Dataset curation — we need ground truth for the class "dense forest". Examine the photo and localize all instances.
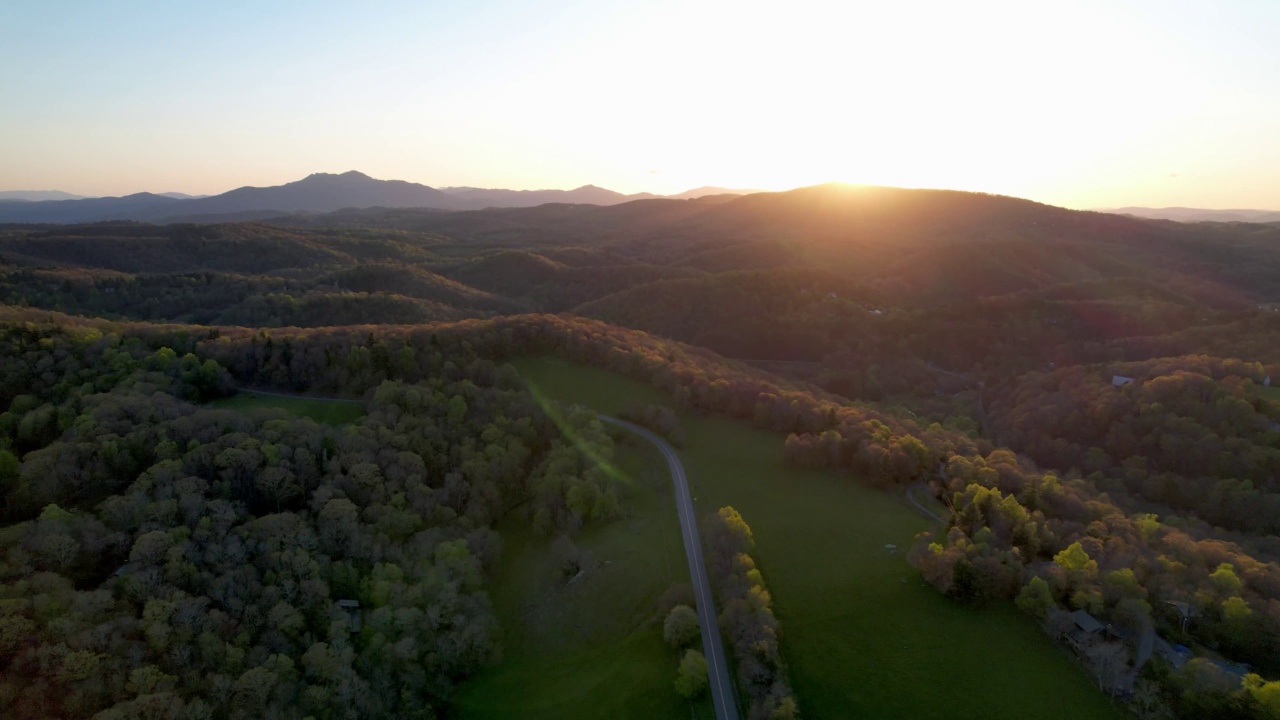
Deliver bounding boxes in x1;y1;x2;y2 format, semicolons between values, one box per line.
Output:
4;185;1280;718
0;316;627;718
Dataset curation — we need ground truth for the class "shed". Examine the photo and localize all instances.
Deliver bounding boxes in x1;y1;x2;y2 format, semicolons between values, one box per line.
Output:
338;599;362;633
1067;610;1106;654
1112;375;1136;387
1071;610;1105;634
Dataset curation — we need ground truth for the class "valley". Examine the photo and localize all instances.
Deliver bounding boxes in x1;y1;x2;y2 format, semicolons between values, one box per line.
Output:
8;1;1280;717
2;184;1280;719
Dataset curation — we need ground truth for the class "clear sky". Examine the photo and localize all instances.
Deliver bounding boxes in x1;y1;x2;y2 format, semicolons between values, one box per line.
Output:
1;0;1277;209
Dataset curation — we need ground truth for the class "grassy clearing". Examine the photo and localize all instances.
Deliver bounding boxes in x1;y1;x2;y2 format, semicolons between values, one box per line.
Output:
1251;383;1280;404
510;356;1125;720
454;403;713;719
211;392;365;426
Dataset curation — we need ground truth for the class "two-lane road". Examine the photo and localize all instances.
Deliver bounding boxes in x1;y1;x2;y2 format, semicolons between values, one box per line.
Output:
599;416;740;720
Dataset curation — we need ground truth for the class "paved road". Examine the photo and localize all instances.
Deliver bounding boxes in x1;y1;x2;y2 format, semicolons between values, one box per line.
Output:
599;416;740;720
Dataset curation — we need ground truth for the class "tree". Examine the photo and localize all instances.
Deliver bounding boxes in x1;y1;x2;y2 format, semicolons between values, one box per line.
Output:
1053;542;1097;577
770;695;800;720
1015;577;1054;620
1221;595;1253;649
1243;673;1280;719
1131;678;1173;720
1045;607;1076;641
1085;642;1129;695
0;448;18;491
448;395;468;425
674;649;708;699
1209;563;1243;598
663;605;700;648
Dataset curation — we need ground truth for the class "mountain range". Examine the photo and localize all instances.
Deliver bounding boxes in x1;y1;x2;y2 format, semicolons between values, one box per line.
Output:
0;190;89;202
0;171;754;224
1105;207;1280;223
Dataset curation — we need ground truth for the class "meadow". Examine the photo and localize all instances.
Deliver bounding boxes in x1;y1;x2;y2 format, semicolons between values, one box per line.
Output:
453;375;712;719
211;391;366;425
508;356;1125;720
1251;382;1280;404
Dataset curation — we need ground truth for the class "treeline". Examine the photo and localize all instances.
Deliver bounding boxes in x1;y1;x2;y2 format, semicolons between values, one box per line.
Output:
619;403;685;447
444;249;699;312
0;222;440;274
0;267;486;328
704;507;798;720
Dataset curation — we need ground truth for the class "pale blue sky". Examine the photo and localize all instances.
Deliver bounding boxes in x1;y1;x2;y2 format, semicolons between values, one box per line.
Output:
1;0;1278;208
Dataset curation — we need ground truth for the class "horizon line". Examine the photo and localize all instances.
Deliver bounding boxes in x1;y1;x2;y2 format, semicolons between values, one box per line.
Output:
1;172;1277;214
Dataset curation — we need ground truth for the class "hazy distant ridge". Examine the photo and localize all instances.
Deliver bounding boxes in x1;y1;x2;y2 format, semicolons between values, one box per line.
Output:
0;172;756;224
0;190;89;202
437;185;657;208
1106;206;1280;223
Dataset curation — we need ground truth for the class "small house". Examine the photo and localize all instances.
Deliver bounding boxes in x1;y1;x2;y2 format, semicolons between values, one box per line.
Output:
1167;600;1200;632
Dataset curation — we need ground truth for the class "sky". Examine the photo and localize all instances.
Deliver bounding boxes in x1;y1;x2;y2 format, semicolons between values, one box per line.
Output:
1;0;1278;209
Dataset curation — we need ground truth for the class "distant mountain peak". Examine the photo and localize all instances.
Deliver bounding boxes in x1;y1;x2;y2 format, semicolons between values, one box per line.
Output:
302;170;374;182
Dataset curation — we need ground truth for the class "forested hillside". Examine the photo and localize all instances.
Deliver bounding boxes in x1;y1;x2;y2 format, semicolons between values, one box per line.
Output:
0;314;632;718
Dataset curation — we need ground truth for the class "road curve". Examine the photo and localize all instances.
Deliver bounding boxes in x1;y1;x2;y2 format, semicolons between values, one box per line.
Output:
599;416;740;720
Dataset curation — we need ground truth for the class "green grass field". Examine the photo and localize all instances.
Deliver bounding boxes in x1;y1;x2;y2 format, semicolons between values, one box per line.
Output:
454;412;713;720
211;392;366;426
508;356;1125;720
1251;383;1280;404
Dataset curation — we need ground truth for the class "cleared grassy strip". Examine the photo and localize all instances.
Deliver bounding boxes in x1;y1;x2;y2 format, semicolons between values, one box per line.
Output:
511;356;1126;720
454;417;713;719
1251;383;1280;403
211;392;365;425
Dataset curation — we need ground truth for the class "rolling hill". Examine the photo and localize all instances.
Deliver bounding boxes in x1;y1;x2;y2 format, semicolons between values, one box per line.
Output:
363;183;1280;307
437;184;658;208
